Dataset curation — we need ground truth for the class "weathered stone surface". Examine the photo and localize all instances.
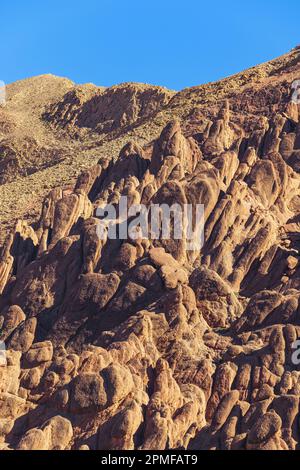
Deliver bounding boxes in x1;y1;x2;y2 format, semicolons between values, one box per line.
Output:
17;416;73;450
70;373;107;412
25;341;53;365
0;305;26;342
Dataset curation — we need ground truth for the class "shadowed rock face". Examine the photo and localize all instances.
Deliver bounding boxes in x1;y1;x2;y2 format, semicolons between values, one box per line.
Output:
1;51;300;451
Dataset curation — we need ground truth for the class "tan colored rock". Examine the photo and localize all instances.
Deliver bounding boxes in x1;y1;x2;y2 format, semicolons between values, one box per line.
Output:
0;305;26;342
7;318;37;353
42;415;73;450
2;52;300;451
247;411;287;450
25;341;53;365
50;192;93;248
70;373;107;412
211;390;240;432
101;364;134;406
17;428;48;450
20;367;41;390
17;416;73;450
190;267;242;327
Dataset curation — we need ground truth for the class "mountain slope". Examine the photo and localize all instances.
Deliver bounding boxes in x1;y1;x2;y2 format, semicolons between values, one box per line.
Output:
0;49;300;450
0;76;174;244
1;47;300;245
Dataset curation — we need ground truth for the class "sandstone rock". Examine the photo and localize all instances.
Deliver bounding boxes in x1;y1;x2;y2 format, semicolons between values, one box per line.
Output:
17;428;47;450
150;120;199;175
18;416;73;450
106;400;144;450
190;267;242;327
20;367;41;390
41;415;73;450
101;364;134;406
0;305;26;342
50;192;93;248
0;393;25;420
247;411;286;450
70;373;107;412
2;51;300;451
7;318;37;353
25;341;53;365
211;390;240;432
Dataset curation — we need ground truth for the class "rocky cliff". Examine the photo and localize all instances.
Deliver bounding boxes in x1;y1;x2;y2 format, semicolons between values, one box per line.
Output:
1;48;300;450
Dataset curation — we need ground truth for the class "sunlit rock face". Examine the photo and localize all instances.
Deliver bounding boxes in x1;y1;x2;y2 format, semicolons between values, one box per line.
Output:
1;49;300;450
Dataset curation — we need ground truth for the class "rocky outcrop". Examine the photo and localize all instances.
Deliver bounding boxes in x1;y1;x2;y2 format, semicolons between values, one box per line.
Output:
43;83;174;134
1;52;300;451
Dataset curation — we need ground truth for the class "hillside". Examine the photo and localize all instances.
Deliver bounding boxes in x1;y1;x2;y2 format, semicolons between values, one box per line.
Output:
1;47;300;244
1;48;300;450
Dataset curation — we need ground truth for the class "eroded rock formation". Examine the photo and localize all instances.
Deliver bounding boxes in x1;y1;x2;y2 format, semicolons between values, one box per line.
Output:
1;53;300;451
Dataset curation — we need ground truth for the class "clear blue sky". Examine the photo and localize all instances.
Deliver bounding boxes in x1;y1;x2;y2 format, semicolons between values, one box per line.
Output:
1;0;299;90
